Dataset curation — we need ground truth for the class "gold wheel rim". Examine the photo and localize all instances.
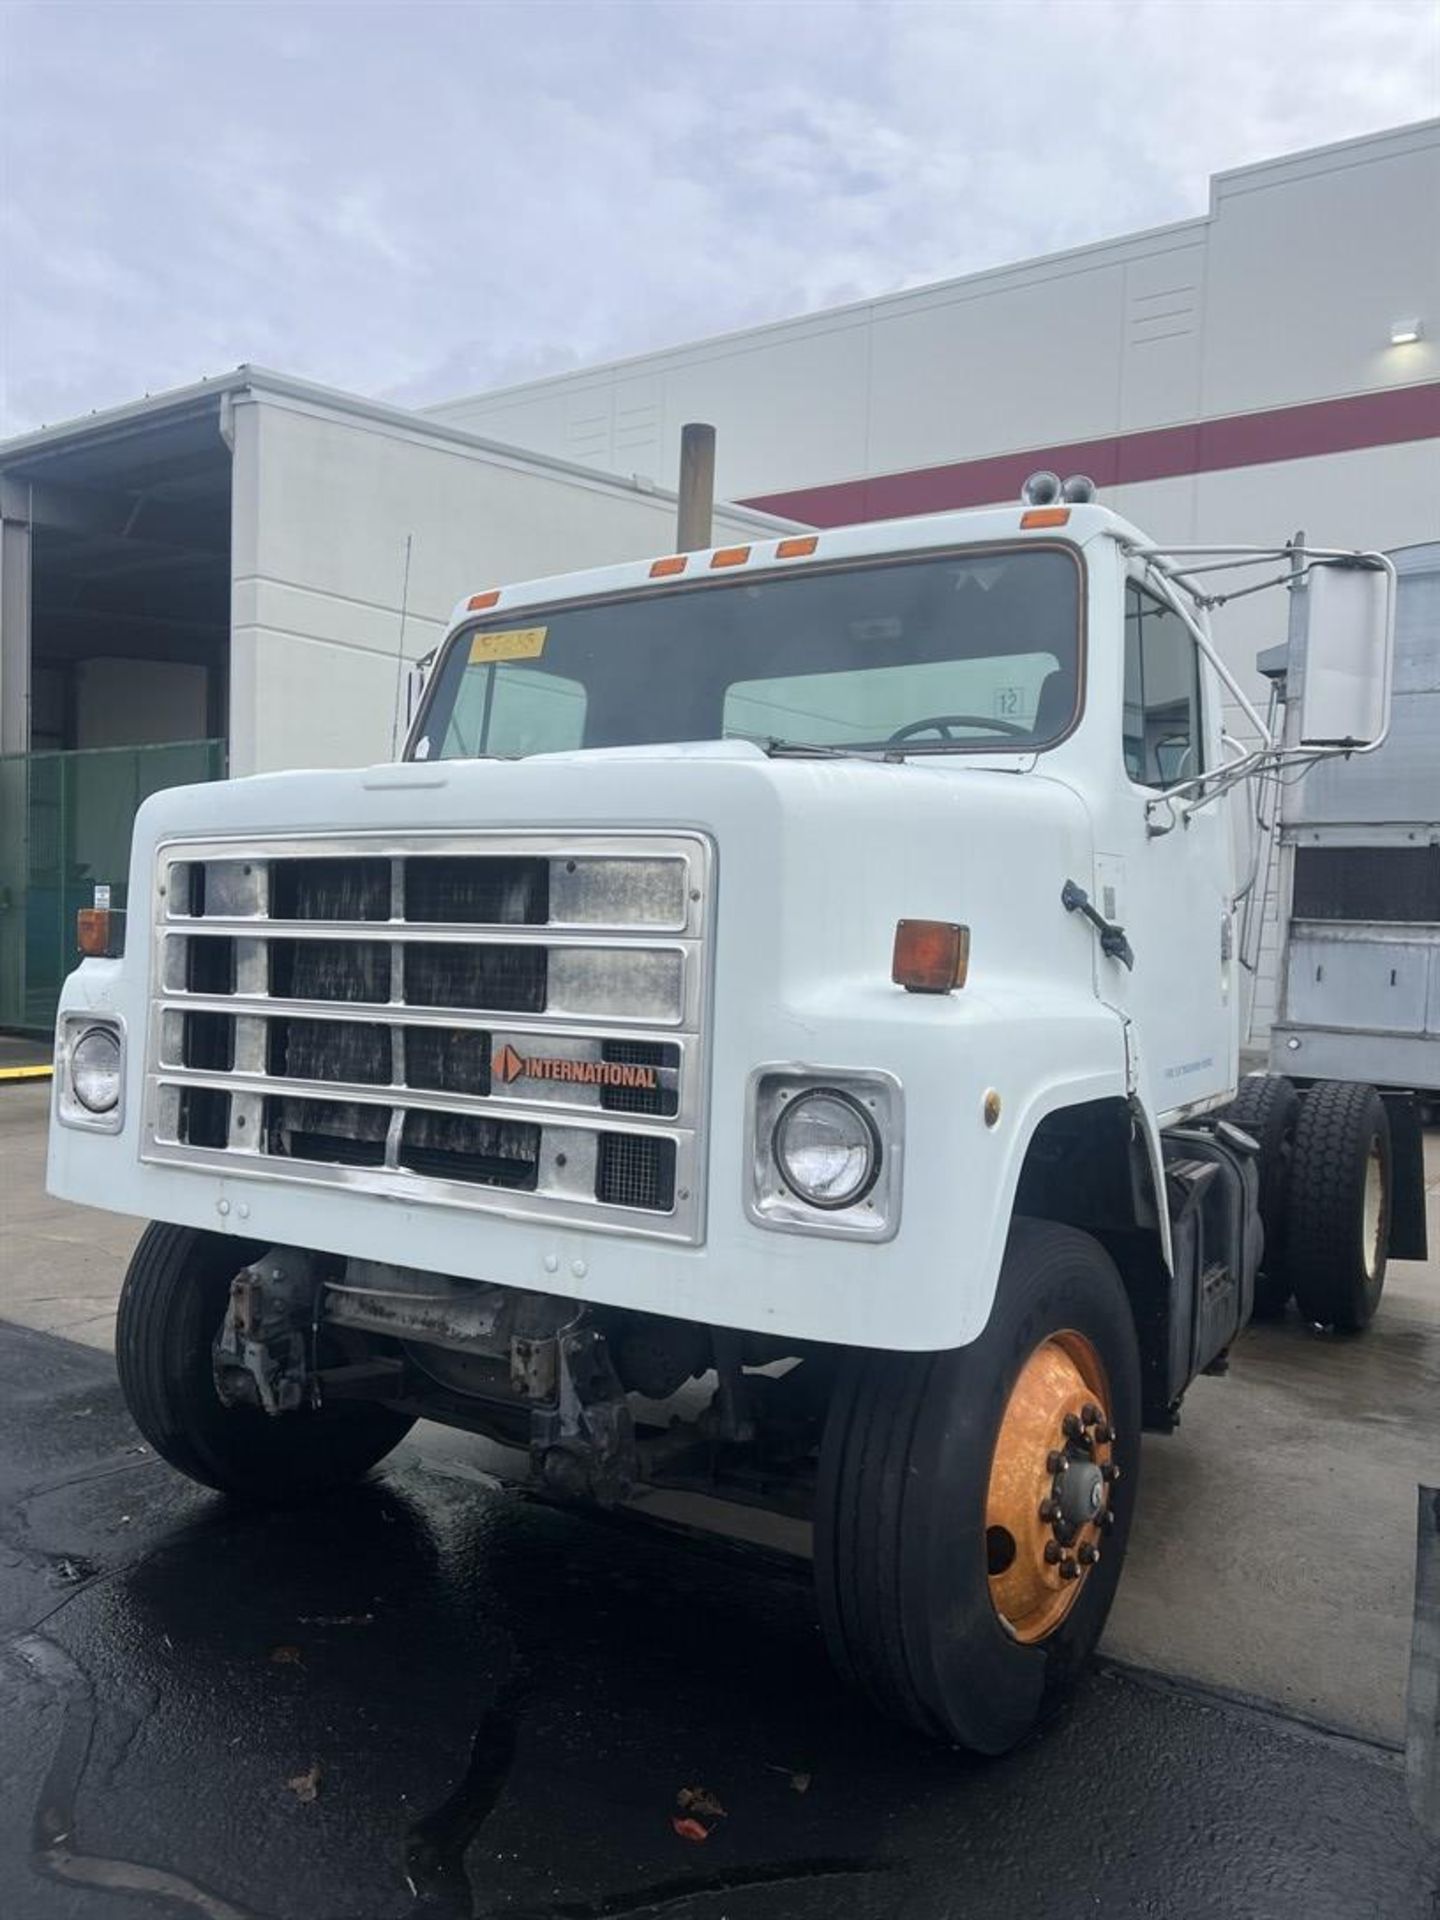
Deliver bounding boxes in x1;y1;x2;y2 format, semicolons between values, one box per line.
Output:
985;1330;1117;1644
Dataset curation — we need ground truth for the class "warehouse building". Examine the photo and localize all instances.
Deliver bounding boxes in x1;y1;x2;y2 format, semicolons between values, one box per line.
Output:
2;118;1435;1038
0;371;790;1030
426;117;1440;1037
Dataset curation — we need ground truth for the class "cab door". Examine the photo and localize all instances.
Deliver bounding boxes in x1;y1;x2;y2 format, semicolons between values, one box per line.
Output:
1087;571;1238;1124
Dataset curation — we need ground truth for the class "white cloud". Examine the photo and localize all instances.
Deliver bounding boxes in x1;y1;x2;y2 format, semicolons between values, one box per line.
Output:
1;0;1436;435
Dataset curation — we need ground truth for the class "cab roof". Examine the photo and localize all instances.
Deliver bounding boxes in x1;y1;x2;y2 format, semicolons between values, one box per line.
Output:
447;499;1148;631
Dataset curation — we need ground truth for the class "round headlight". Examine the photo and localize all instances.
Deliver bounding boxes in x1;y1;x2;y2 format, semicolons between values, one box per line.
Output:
71;1025;121;1114
773;1088;880;1210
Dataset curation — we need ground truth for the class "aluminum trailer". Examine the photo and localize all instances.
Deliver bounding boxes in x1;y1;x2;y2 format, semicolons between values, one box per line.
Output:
1266;541;1440;1102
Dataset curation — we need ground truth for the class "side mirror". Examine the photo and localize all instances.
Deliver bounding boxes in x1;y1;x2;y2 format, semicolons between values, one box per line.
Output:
1295;559;1393;749
405;648;438;730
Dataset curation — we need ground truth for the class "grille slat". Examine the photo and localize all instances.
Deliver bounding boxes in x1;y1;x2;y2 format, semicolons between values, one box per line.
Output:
406;942;547;1013
268;1019;392;1086
149;836;708;1240
405;1028;492;1096
404;856;549;925
270;938;392;1004
272;858;390;922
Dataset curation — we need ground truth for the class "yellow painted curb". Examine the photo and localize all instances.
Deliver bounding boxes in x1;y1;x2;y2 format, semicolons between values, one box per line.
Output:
0;1064;52;1082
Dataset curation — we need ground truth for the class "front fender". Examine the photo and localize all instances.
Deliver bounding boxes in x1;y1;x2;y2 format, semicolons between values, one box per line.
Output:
774;979;1138;1349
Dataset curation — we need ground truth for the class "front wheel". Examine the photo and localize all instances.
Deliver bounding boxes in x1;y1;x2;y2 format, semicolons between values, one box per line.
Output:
814;1219;1140;1753
116;1223;415;1502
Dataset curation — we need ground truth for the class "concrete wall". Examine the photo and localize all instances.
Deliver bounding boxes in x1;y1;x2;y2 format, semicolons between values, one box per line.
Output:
428;121;1439;505
227;388;788;776
425;121;1440;1044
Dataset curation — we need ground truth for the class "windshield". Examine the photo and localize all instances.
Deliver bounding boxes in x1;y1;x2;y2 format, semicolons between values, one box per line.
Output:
412;546;1081;761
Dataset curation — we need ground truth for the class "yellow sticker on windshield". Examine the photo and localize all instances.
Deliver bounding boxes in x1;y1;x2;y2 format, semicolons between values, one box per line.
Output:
469;626;547;664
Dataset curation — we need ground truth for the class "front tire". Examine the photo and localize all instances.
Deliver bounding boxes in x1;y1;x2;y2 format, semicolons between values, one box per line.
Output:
1287;1082;1391;1332
116;1223;415;1502
814;1219;1140;1753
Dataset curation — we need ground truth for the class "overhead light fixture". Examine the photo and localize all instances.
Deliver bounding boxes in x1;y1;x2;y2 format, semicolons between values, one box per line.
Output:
1390;318;1423;346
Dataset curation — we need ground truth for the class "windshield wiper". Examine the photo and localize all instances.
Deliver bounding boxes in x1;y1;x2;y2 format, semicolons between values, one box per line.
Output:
728;733;892;761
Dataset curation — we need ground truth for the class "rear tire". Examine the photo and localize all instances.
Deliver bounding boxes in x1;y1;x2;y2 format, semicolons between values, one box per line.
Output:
1220;1073;1300;1316
116;1223;414;1502
814;1219;1140;1753
1287;1082;1391;1333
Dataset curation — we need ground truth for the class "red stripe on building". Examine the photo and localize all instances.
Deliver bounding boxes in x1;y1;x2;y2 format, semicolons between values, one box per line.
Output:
742;381;1440;527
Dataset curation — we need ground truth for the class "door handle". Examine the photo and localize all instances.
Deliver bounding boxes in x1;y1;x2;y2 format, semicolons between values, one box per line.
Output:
1062;879;1135;971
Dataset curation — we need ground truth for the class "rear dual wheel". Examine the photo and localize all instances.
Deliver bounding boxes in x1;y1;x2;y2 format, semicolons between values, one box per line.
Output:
815;1219;1140;1753
1287;1082;1391;1332
1221;1073;1300;1317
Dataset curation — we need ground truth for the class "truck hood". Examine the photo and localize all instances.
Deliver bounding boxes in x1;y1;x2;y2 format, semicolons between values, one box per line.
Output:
128;741;1096;1014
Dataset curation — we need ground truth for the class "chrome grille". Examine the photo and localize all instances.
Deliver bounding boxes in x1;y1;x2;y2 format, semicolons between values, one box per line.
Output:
143;833;711;1242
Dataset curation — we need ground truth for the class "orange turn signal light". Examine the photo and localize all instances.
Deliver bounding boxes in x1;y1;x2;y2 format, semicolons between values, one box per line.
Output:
1020;507;1070;529
466;589;501;611
776;535;818;558
892;919;969;994
77;907;125;959
710;545;750;568
649;555;688;578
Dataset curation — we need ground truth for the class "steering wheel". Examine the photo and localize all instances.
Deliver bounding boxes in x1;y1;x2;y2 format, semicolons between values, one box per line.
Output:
887;713;1033;744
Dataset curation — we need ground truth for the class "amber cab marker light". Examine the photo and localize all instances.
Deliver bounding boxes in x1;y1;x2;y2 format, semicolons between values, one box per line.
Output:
776;535;819;559
893;919;969;994
466;589;501;611
650;555;688;578
1020;507;1070;530
76;907;124;959
710;545;751;568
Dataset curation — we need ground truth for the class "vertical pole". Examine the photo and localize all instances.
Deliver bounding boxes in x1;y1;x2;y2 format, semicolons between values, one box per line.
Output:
676;423;716;554
1407;1483;1440;1837
0;509;33;1024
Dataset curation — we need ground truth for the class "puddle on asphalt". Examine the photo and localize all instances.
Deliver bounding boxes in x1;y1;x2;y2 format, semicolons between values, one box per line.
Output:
11;1466;904;1919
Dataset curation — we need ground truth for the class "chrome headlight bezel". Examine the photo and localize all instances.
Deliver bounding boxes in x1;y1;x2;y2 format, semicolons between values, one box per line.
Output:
56;1015;126;1133
772;1087;881;1211
746;1065;902;1240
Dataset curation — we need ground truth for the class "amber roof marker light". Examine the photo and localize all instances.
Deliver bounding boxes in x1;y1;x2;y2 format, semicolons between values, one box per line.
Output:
893;920;970;994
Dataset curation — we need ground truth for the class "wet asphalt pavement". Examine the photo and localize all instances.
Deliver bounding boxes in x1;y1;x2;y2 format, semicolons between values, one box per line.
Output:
1;1319;1435;1920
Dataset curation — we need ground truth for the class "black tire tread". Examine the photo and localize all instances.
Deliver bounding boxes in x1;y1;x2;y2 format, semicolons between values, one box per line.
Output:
815;1219;1140;1750
1220;1073;1300;1315
1286;1081;1389;1332
817;1351;939;1735
116;1222;413;1501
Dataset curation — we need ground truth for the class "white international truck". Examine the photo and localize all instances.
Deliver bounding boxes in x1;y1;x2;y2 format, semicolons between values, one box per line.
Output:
47;479;1429;1754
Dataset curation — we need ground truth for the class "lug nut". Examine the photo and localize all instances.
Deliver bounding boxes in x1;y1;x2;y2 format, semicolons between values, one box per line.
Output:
1044;1541;1064;1564
1078;1543;1101;1566
1046;1450;1069;1474
1039;1497;1061;1521
1101;1510;1117;1531
1081;1402;1102;1427
1062;1413;1083;1439
1059;1558;1079;1581
1094;1423;1116;1444
1102;1463;1121;1484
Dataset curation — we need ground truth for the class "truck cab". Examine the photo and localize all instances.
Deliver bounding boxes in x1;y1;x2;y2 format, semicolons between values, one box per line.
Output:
47;489;1416;1753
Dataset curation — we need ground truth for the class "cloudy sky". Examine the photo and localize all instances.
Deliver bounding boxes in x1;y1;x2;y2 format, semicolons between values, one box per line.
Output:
1;0;1437;438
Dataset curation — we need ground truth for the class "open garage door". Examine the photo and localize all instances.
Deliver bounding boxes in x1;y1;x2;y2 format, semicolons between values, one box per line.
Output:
0;396;231;1032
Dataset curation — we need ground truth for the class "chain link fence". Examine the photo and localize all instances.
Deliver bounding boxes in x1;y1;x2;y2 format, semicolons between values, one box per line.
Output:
0;739;224;1034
